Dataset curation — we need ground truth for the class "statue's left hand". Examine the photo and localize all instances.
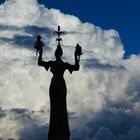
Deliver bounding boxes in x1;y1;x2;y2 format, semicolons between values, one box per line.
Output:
38;47;43;55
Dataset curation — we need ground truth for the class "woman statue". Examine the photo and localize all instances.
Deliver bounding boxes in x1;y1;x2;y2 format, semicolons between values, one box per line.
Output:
38;44;82;140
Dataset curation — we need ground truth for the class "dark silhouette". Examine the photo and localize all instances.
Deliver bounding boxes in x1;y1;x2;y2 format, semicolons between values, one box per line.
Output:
75;44;83;60
54;25;65;46
37;26;83;140
34;35;44;55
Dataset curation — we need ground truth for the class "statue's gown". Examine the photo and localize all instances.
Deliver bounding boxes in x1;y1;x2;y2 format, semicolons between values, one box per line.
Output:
42;60;74;139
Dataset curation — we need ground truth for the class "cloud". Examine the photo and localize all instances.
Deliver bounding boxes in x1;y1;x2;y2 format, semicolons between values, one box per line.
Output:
0;108;48;140
119;126;140;140
93;127;117;140
0;0;140;140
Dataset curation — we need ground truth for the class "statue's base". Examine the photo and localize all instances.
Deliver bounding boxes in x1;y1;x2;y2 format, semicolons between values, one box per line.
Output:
48;136;70;140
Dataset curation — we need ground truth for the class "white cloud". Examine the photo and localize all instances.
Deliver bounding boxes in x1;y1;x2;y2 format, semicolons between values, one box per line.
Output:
0;0;140;139
93;127;117;140
0;108;48;139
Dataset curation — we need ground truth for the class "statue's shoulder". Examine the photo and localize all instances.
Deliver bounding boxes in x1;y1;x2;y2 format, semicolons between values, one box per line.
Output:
64;62;70;66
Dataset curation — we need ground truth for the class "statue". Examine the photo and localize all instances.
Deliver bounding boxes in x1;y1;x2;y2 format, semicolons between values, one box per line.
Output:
33;35;44;55
75;44;83;61
35;26;83;140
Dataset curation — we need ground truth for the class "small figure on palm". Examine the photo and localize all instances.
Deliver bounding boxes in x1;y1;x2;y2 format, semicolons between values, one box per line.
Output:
75;44;83;61
33;35;44;55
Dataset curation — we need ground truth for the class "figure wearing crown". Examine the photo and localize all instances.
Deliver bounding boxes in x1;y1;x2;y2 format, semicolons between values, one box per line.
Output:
34;26;83;140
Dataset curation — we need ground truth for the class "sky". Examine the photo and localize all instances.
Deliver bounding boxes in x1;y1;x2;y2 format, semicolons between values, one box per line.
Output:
0;0;140;56
37;0;140;57
0;0;140;140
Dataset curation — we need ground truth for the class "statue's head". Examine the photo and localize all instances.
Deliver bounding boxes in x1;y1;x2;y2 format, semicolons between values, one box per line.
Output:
37;35;41;40
55;45;63;59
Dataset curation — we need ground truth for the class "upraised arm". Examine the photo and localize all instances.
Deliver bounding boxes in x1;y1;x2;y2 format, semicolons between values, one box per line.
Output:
38;48;52;71
66;52;80;74
73;51;80;71
38;48;46;66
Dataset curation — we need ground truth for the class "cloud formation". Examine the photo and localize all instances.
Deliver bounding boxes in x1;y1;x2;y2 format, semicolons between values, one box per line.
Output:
0;0;140;139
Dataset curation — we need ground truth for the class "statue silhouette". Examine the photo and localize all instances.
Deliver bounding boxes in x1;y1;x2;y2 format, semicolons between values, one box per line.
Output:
37;27;82;140
33;35;44;55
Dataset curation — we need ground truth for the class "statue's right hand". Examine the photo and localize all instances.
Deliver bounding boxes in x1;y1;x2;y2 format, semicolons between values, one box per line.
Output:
38;49;43;56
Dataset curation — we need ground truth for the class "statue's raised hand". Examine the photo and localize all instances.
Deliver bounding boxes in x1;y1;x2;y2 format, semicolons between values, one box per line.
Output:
75;44;83;61
38;47;43;55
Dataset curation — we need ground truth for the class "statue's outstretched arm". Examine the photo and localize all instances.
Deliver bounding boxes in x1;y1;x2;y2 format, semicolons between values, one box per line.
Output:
73;52;80;71
66;53;80;74
38;49;52;71
38;48;46;66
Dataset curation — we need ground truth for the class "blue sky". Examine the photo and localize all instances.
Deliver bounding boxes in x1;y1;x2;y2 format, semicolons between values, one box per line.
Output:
38;0;140;57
